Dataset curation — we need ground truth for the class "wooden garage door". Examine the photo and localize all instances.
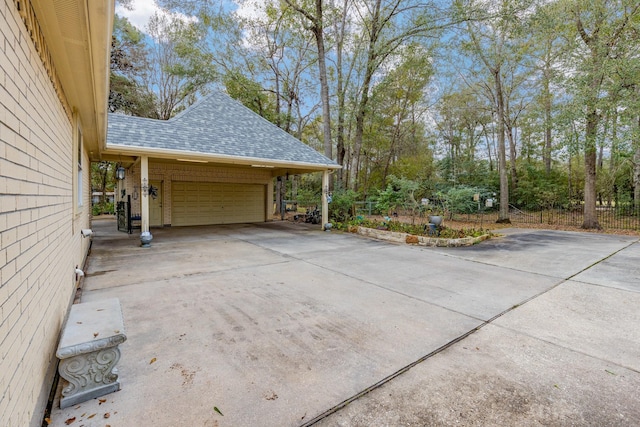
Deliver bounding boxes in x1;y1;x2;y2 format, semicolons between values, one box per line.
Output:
171;182;265;226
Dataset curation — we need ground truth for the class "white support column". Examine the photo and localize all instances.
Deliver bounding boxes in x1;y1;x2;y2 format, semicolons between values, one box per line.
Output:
139;156;153;247
140;155;150;233
322;170;329;229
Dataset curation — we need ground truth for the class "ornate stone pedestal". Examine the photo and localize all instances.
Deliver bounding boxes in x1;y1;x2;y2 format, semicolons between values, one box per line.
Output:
56;298;127;409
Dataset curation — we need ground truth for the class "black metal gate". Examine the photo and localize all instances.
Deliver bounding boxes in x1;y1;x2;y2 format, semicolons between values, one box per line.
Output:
116;200;128;233
116;196;134;233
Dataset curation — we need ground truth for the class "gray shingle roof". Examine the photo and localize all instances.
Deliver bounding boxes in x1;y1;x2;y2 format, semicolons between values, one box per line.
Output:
107;90;338;167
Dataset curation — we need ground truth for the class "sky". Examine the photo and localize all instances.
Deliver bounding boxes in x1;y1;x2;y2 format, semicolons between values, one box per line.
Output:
115;0;164;31
116;0;259;33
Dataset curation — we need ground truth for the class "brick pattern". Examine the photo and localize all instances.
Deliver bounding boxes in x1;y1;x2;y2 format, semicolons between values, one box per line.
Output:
0;1;91;426
121;162;273;224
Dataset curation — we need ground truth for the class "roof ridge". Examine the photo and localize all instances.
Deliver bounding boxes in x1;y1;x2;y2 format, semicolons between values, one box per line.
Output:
169;91;216;122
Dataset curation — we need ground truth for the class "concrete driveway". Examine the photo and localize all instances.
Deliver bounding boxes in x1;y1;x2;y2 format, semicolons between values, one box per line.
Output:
49;220;640;426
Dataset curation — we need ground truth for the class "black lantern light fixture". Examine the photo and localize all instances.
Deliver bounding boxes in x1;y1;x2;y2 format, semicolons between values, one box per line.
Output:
116;165;126;180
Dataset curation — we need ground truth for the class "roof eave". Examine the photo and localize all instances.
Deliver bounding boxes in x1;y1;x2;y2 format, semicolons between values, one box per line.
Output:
103;144;341;173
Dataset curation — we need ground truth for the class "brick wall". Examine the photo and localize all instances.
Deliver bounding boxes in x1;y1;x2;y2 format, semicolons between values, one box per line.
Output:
0;1;92;425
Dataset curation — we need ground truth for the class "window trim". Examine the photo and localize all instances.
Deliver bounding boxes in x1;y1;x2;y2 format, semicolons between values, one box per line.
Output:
73;116;83;214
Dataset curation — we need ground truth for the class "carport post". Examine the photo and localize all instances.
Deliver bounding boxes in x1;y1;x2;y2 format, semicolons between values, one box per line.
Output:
322;169;329;229
140;155;152;246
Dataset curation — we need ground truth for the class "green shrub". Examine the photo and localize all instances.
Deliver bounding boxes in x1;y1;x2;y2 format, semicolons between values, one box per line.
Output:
349;218;492;239
329;189;359;222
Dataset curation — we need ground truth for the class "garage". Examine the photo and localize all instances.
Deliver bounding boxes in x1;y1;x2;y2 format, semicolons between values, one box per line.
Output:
172;182;266;226
106;90;341;234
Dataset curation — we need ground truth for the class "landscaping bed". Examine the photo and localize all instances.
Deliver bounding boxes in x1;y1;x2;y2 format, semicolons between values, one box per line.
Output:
353;226;491;247
333;218;493;247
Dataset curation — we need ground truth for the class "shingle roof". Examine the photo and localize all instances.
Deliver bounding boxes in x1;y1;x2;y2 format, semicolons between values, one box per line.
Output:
107;90;338;168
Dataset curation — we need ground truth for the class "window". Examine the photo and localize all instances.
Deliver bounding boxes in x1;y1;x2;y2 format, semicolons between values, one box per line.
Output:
73;119;83;213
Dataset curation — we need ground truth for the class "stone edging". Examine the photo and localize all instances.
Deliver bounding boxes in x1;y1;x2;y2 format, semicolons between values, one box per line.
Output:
354;226;490;247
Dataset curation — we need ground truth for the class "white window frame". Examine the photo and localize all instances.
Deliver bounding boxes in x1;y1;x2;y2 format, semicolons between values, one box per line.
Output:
73;118;83;213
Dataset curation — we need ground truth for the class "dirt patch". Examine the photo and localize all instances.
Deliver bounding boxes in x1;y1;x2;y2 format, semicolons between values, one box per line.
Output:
169;363;198;387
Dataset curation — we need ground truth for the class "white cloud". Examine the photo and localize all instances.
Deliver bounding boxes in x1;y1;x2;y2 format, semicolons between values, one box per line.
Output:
233;0;270;21
116;0;197;34
115;0;159;31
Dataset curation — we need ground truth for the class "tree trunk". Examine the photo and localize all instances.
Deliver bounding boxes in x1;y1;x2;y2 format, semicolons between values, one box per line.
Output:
506;123;518;191
335;0;349;189
284;0;332;169
568;153;572;204
273;64;282;128
481;123;494;172
634;147;640;209
582;108;601;229
634;116;640;209
495;69;510;223
543;68;552;174
314;0;333;165
352;0;381;192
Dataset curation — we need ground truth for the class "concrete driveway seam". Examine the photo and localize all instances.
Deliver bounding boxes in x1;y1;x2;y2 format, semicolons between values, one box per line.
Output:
486;322;640;375
300;274;573;426
560;239;640;282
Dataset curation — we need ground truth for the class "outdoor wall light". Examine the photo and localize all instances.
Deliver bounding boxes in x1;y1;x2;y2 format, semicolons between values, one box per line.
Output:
116;166;126;180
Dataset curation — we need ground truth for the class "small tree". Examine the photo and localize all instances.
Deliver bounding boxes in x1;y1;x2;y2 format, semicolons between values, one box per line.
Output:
374;176;424;223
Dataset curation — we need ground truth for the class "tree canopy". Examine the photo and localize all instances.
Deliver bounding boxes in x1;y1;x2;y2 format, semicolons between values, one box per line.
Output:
114;0;640;227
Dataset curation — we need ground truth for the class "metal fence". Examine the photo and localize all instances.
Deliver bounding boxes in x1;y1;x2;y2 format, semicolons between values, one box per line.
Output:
354;201;639;231
448;205;640;231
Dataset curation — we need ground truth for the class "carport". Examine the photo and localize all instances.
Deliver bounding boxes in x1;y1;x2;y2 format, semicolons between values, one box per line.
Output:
103;91;341;237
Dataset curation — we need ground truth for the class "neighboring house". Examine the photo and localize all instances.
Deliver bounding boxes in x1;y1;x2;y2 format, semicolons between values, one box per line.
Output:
105;91;340;235
0;1;108;425
92;191;115;205
0;1;338;426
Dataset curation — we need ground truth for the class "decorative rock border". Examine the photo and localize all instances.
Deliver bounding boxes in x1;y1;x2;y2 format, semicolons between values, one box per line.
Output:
354;226;490;247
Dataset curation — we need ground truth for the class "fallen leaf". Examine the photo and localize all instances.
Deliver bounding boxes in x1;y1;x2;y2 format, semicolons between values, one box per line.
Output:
76;322;82;324
104;413;111;419
605;369;617;376
44;418;52;425
93;332;99;338
87;414;96;419
98;398;107;405
150;357;157;364
214;406;224;416
64;417;76;425
114;330;120;333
